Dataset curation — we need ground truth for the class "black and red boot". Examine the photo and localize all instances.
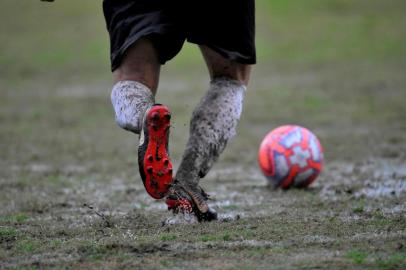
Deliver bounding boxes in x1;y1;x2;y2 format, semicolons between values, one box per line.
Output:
166;181;218;222
138;104;173;199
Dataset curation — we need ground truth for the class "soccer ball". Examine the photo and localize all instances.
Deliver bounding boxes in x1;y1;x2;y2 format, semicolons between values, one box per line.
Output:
258;125;324;189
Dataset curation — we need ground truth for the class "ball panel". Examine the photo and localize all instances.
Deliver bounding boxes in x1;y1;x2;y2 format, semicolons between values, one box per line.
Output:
289;145;311;169
280;166;298;189
308;133;322;162
267;150;289;187
278;126;302;149
258;143;272;176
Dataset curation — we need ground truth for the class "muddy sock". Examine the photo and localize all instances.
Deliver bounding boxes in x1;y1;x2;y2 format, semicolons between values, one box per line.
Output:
111;81;155;134
176;77;246;187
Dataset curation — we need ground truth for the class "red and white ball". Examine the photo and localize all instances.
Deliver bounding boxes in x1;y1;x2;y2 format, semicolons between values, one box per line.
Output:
258;125;324;189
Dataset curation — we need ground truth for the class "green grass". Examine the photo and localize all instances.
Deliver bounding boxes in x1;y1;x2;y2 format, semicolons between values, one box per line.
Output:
257;0;406;63
346;249;368;264
0;227;19;240
16;239;41;253
159;233;177;241
222;204;239;210
1;0;404;84
0;213;29;224
377;253;406;270
198;232;233;242
352;206;364;214
199;234;219;242
78;242;110;261
197;231;235;242
246;247;271;257
9;267;39;270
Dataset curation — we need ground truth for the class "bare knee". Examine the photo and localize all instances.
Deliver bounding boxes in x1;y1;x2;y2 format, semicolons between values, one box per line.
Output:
114;38;161;93
200;45;252;86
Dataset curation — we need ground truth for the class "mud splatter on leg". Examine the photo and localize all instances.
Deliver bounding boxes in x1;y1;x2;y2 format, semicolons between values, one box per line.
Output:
176;78;246;187
111;81;155;134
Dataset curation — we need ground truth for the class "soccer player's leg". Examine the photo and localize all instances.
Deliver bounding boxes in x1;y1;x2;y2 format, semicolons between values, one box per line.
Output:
166;47;251;221
111;38;159;133
111;38;173;199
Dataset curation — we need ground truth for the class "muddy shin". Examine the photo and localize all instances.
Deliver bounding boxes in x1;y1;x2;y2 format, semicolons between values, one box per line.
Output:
176;77;246;187
111;80;154;134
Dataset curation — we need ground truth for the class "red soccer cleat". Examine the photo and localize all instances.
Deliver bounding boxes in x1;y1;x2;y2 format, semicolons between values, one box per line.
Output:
138;104;173;199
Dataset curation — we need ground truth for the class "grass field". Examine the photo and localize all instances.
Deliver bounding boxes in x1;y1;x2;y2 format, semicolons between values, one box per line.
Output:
1;0;406;269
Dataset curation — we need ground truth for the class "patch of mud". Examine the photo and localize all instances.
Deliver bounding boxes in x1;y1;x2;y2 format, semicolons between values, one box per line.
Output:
320;159;406;201
355;179;406;198
381;203;406;215
210;191;266;207
162;209;243;225
73;177;141;207
163;213;198;225
352;160;406;198
3;252;79;270
350;230;406;242
161;239;277;253
303;235;335;244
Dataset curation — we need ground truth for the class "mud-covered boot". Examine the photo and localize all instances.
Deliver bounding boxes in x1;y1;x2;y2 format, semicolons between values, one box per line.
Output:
165;181;218;222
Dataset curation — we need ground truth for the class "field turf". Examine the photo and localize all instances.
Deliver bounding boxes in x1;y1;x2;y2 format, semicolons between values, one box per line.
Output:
1;0;405;269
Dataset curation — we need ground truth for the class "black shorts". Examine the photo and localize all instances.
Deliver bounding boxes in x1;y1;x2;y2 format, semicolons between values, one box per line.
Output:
103;0;256;71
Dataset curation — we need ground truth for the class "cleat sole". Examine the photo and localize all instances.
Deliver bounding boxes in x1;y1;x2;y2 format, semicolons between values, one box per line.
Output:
141;105;173;199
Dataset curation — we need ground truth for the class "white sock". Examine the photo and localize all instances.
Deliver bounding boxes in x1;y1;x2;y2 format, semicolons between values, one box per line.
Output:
111;81;154;134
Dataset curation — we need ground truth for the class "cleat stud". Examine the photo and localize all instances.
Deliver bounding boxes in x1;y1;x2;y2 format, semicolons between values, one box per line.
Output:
168;168;173;174
147;166;153;174
147;155;153;162
164;113;171;121
163;159;169;166
151;112;159;120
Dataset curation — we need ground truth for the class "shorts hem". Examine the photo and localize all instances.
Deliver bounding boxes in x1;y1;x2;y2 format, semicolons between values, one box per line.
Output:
110;25;172;71
187;38;256;65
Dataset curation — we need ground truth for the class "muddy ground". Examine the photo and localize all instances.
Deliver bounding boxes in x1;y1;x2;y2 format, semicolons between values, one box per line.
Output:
1;0;405;269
